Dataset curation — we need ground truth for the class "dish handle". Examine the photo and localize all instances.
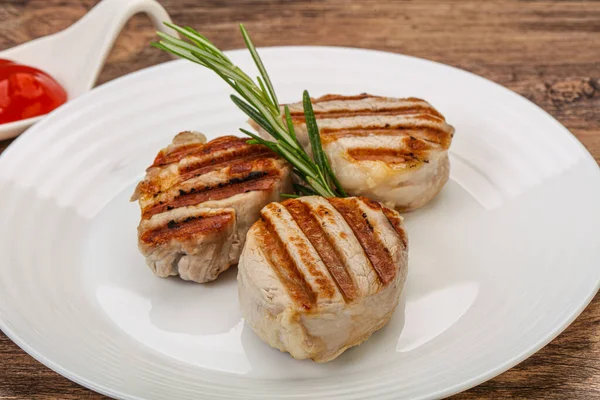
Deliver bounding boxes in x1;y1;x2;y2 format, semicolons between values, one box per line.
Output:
60;0;178;97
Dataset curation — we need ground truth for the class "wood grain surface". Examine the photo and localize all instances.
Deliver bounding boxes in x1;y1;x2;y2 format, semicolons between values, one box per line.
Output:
1;0;599;399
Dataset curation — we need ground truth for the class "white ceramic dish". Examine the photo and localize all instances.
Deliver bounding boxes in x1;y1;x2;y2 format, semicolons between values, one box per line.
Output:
0;0;175;140
0;47;599;400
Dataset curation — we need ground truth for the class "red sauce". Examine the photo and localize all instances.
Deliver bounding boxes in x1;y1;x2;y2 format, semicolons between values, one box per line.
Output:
0;59;67;124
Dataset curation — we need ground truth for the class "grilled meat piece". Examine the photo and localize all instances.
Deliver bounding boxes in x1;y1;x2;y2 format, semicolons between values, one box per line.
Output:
254;94;454;211
238;196;408;362
132;131;292;283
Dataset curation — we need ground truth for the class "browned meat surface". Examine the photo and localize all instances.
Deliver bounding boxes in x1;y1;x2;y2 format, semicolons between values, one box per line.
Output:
132;131;292;283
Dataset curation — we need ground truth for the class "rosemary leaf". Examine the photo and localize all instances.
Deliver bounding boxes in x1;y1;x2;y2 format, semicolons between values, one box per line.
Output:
233;97;283;141
307;176;335;197
302;90;326;172
284;105;300;147
302;90;347;196
239;128;268;143
240;24;279;107
325;162;348;196
166;23;230;63
256;76;273;105
276;144;319;182
293;184;317;196
155;23;346;198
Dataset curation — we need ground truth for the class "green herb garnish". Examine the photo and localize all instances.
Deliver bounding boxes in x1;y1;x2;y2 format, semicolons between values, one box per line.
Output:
153;23;346;198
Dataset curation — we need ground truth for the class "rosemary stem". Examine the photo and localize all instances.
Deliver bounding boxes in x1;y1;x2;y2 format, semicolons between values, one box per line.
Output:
154;22;345;198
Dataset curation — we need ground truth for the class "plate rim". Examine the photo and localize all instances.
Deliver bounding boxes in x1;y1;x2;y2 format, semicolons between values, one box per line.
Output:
1;45;599;400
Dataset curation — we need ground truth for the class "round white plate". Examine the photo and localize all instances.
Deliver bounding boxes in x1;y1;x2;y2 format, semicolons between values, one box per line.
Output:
0;47;599;400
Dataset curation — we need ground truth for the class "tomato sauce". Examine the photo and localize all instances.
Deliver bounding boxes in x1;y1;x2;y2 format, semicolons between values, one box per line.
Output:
0;59;67;124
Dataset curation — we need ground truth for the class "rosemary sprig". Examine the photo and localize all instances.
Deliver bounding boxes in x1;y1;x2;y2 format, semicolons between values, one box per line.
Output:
153;23;345;198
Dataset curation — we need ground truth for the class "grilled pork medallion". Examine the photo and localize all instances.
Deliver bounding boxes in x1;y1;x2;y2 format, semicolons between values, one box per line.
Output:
132;131;292;283
255;94;455;211
238;196;408;362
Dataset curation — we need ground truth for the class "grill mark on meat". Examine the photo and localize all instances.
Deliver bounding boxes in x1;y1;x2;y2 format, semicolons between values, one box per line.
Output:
311;93;378;103
362;196;408;248
264;202;337;300
320;127;452;148
382;208;409;249
318;113;446;132
255;218;317;310
283;199;358;302
359;197;408;248
289;235;337;300
140;212;233;245
327;198;397;285
151;143;205;168
281;94;453;151
290;93;443;119
178;144;272;174
142;147;277;199
313;204;337;225
152;136;248;167
347;147;429;165
360;197;383;211
142;171;277;219
289;107;443;122
320;119;451;149
177;153;278;186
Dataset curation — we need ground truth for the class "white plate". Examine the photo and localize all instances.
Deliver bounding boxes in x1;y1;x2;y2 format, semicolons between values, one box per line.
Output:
0;47;599;400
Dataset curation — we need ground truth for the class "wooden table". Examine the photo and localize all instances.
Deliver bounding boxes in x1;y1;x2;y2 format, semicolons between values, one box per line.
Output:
1;0;599;398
